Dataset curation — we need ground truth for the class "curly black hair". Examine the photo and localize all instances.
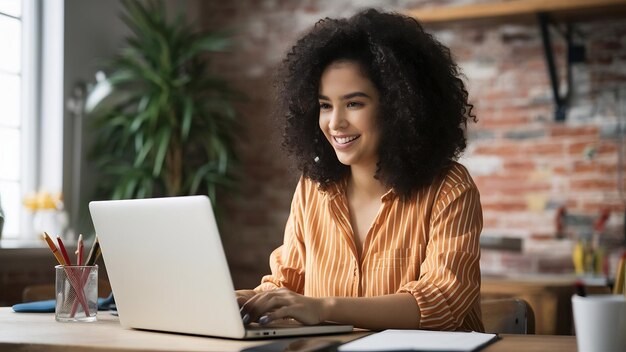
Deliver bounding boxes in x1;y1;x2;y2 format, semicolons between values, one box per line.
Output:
277;8;476;199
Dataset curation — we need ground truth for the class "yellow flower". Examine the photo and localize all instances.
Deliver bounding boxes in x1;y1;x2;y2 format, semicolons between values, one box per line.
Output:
37;192;57;210
23;191;62;211
23;193;38;210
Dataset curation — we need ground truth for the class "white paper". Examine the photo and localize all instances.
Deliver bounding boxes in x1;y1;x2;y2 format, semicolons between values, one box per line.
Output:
338;329;498;352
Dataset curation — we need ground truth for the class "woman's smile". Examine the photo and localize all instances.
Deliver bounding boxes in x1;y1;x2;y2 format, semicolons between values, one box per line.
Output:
333;134;361;148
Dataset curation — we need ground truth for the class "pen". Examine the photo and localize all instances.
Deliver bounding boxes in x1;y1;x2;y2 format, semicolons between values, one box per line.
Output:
42;232;67;266
77;234;84;266
57;236;72;266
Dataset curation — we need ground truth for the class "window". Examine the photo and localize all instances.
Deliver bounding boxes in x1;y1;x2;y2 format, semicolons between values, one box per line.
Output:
0;0;38;239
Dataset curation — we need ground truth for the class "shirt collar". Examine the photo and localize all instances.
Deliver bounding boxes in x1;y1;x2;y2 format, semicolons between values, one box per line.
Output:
320;177;396;202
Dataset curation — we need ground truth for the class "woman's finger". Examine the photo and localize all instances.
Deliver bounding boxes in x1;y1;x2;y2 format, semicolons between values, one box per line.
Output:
241;289;325;326
244;292;292;323
235;289;256;308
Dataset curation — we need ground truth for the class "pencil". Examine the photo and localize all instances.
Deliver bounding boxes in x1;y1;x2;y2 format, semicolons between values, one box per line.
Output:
77;234;84;266
57;236;72;266
42;232;67;266
85;236;101;266
70;235;100;317
614;252;625;295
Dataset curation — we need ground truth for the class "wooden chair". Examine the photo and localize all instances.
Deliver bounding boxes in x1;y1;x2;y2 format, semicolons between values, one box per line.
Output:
481;298;535;334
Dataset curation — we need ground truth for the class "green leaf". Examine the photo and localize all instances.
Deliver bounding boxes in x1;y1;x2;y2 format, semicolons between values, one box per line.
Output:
142;178;154;197
134;131;144;153
181;96;193;141
195;33;232;51
137;95;151;112
134;138;154;167
123;177;139;199
156;32;171;75
189;164;212;194
107;69;137;85
129;110;149;133
152;128;171;177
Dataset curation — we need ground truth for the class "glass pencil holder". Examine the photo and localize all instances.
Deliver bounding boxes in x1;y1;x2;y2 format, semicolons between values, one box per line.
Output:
55;265;98;322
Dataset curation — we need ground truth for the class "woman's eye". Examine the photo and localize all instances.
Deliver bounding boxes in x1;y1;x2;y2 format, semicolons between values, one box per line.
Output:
319;103;331;110
347;101;363;108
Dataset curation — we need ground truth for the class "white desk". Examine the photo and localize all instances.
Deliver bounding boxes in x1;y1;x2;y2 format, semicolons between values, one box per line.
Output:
0;308;577;351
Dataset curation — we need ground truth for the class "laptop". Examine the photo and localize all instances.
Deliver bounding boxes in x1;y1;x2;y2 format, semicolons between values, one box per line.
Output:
89;196;353;339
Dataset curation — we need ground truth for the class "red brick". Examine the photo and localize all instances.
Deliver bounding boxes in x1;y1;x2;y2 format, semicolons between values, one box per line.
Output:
572;161;601;173
475;175;534;189
498;106;533;117
564;199;580;210
525;58;546;70
476;184;551;201
568;140;599;155
478;116;531;129
482;200;527;211
483;216;500;228
523;141;565;156
570;178;617;191
473;143;523;156
597;142;618;156
580;200;625;213
571;160;622;174
502;160;535;173
483;91;513;100
550;125;599;138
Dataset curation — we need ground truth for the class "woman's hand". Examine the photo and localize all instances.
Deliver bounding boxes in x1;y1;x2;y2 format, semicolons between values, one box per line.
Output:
235;289;257;307
239;288;327;325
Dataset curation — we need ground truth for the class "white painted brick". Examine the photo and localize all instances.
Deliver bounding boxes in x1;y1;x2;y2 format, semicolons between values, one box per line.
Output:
458;154;503;176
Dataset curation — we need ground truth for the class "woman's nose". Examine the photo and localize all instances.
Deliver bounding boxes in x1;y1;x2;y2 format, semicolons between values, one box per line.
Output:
328;109;347;130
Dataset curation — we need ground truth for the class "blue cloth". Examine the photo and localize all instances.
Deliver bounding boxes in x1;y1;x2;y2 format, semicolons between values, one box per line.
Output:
12;293;115;313
12;300;56;312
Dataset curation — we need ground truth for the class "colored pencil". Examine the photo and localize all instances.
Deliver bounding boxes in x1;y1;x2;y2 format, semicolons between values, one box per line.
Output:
56;236;72;266
42;232;66;266
77;234;84;266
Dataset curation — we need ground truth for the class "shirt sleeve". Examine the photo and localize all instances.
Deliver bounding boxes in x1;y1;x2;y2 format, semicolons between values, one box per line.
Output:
397;181;482;330
254;178;307;294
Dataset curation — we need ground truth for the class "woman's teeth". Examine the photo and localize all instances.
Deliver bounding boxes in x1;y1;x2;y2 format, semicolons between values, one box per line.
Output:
334;136;358;144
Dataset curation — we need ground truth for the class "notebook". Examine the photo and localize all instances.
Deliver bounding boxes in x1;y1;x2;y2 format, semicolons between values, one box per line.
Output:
89;196;353;339
338;329;499;352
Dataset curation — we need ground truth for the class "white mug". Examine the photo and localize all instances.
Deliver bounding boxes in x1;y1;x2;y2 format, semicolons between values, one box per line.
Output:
572;294;626;352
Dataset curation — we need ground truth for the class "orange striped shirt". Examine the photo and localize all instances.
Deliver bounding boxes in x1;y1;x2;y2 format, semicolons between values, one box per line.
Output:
256;162;484;331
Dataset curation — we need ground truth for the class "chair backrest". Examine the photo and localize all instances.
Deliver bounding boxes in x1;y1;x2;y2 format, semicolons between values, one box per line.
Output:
481;298;535;334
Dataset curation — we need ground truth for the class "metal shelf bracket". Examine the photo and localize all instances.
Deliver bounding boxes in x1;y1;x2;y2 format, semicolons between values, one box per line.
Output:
537;12;586;122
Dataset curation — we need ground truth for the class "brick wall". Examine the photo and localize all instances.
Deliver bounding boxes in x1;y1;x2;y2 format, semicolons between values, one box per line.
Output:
198;1;626;288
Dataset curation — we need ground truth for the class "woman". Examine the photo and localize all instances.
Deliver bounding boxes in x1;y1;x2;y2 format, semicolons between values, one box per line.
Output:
237;8;483;332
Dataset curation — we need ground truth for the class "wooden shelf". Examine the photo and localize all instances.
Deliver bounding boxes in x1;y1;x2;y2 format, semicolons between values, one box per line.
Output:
406;0;626;25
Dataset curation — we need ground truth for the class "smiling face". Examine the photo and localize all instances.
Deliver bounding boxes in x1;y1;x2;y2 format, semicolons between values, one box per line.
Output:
318;60;381;172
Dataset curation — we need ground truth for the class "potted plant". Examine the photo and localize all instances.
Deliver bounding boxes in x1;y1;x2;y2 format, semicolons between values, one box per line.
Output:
86;0;239;206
